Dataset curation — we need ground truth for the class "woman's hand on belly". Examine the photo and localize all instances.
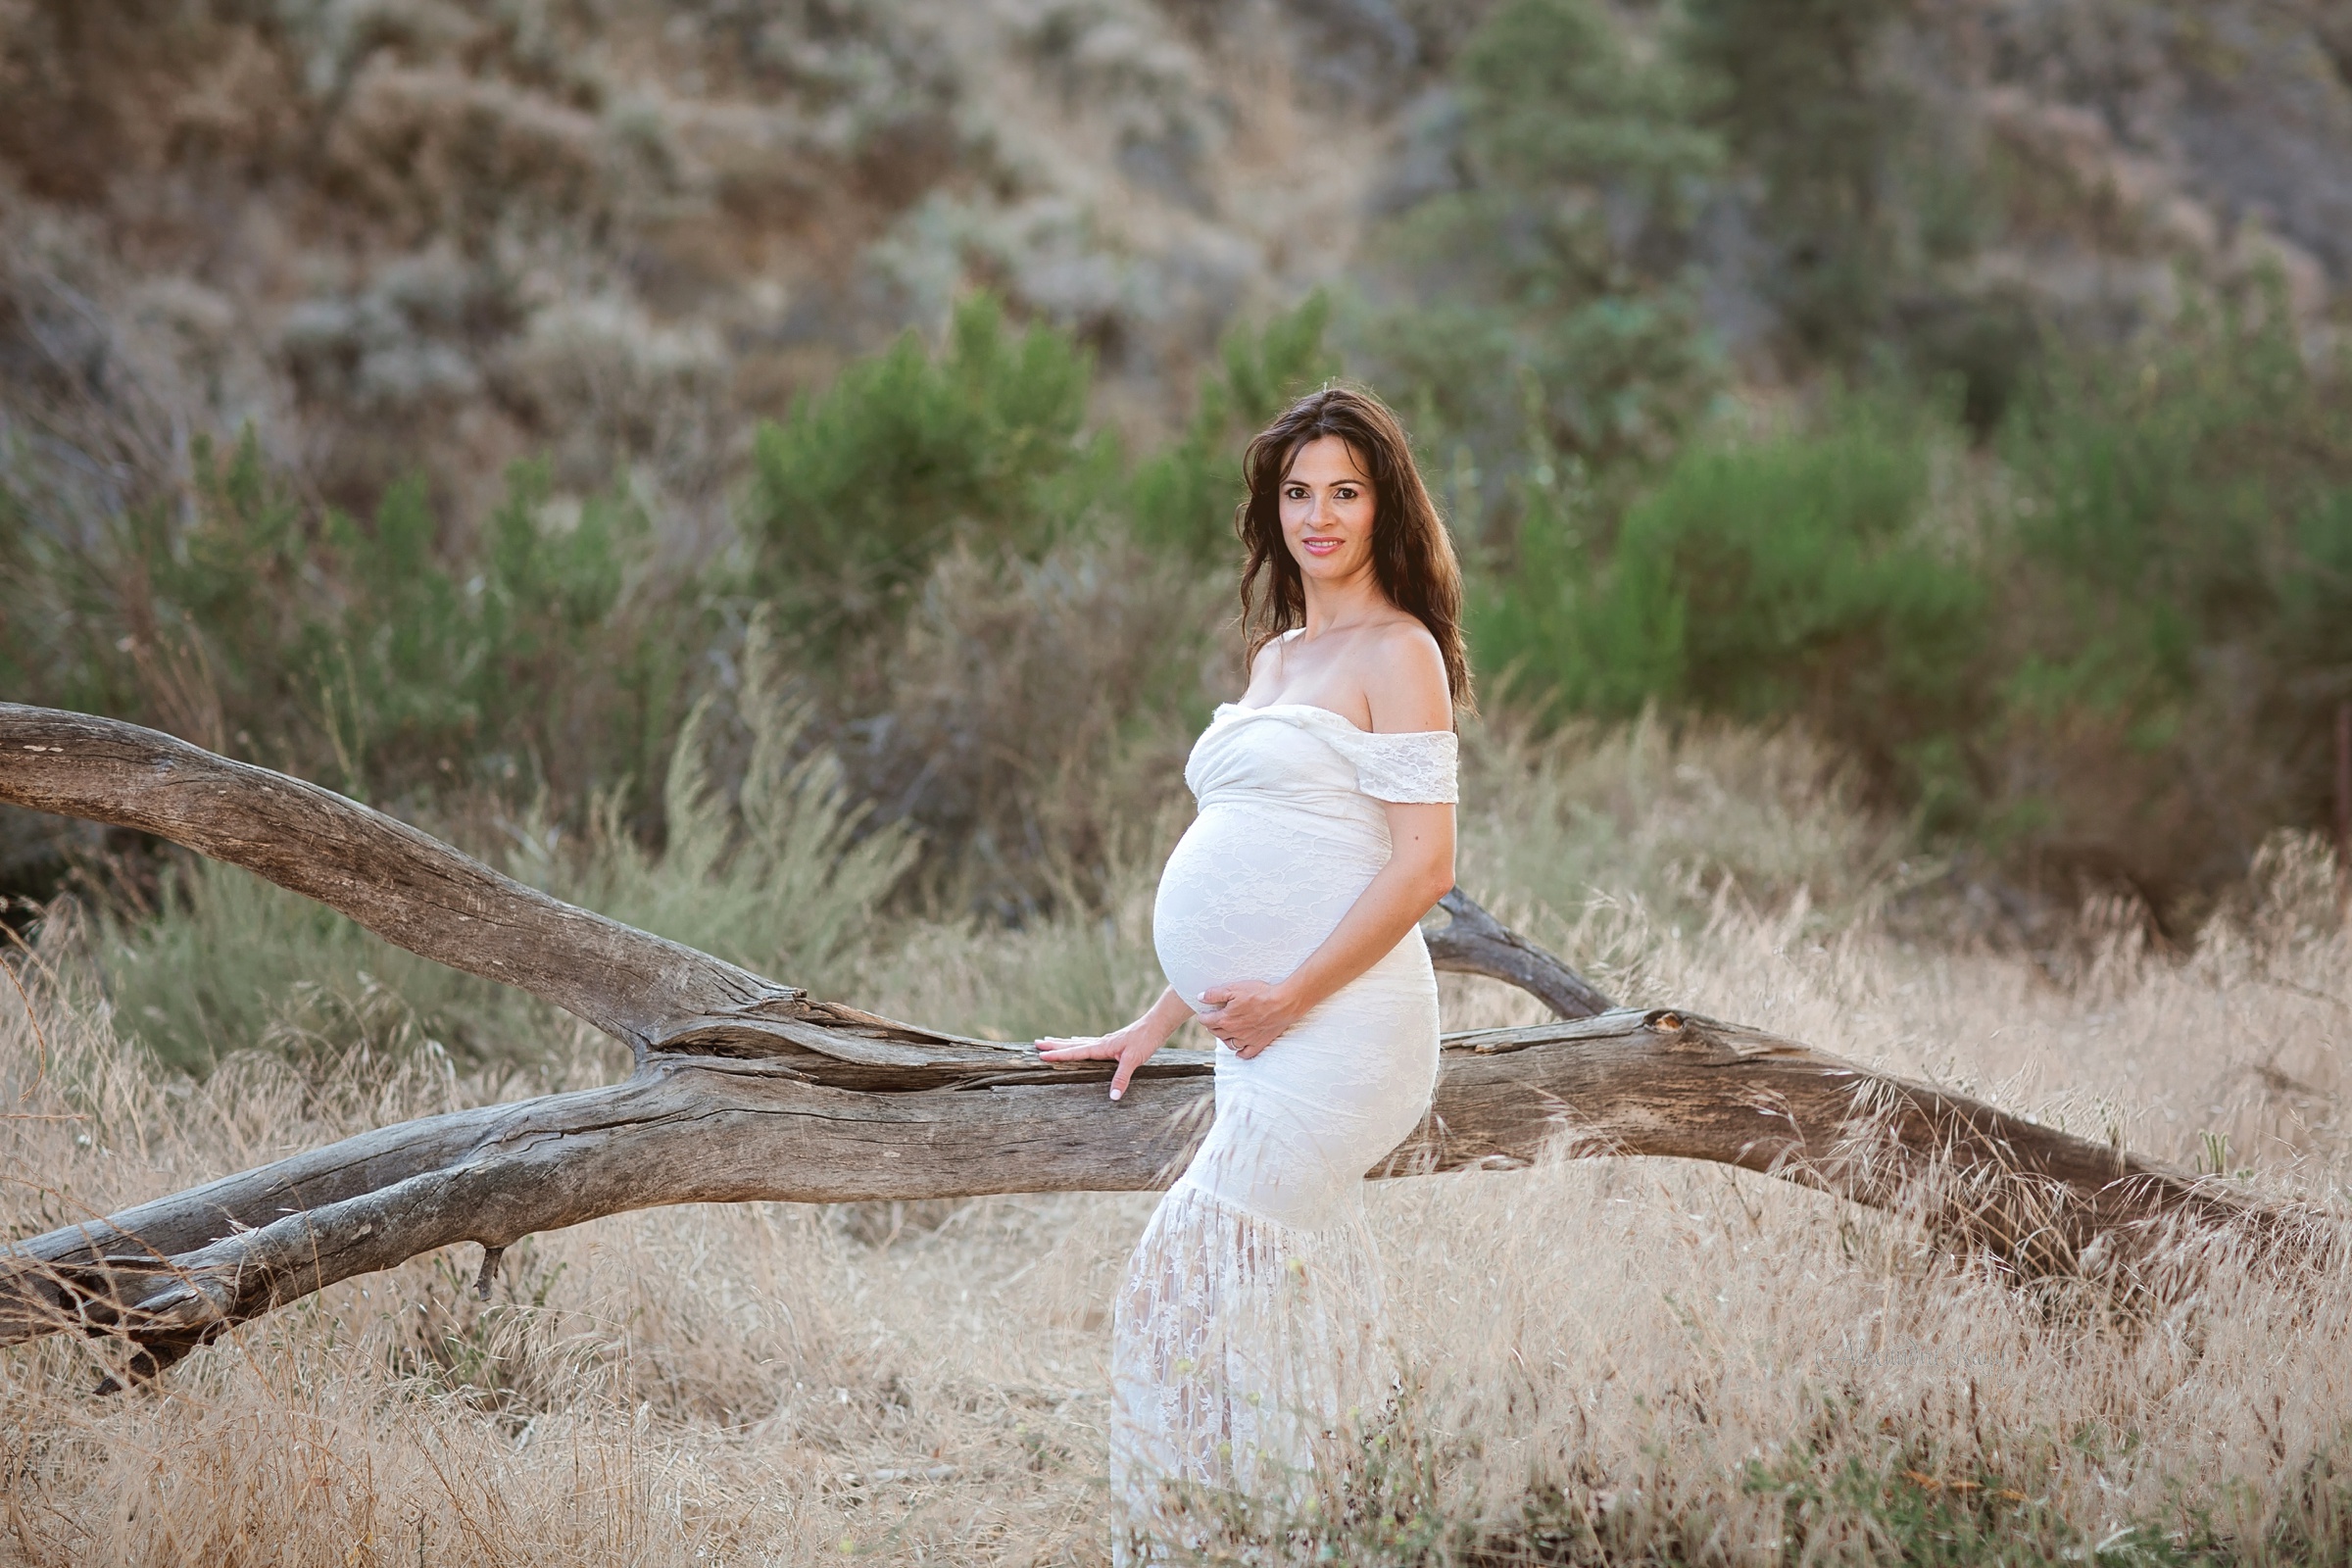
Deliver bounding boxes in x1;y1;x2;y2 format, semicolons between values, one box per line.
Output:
1198;979;1305;1059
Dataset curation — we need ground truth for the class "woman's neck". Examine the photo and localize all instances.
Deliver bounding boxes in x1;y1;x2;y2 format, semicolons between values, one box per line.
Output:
1297;566;1390;638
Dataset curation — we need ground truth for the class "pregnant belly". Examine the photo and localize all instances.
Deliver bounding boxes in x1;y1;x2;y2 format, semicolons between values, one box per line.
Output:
1151;803;1388;1006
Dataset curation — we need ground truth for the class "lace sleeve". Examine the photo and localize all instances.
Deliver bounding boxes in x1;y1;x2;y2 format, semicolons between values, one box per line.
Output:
1329;729;1458;804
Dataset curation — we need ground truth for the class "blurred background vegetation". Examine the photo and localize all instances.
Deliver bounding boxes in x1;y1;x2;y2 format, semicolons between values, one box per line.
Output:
3;0;2350;1071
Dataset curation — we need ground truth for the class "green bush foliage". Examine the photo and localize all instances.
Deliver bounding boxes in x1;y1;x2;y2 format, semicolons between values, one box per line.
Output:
2001;297;2347;710
95;854;540;1076
0;434;689;811
1991;292;2352;891
1462;0;1719;197
1678;0;2043;429
308;462;680;804
1474;401;1988;816
1476;291;2352;900
93;625;911;1073
742;293;1114;652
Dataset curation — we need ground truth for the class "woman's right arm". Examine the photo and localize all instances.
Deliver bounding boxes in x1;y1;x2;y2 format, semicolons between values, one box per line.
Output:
1036;986;1193;1101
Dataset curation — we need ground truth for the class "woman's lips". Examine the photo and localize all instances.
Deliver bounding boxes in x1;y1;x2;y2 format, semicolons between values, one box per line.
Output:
1302;538;1341;556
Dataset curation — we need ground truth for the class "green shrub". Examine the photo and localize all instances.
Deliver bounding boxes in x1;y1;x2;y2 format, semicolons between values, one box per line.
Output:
741;294;1112;653
1679;0;2041;427
3;428;321;748
2280;489;2352;699
1460;0;1719;198
1475;400;1988;815
1991;291;2352;892
1363;286;1718;517
0;430;692;813
1479;291;2352;900
313;459;684;808
2001;294;2343;691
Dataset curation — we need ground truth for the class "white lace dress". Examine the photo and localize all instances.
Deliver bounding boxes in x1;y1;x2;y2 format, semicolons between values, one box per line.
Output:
1112;702;1456;1554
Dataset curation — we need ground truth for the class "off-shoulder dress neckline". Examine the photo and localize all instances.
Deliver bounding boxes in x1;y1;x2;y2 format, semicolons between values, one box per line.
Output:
1214;701;1451;740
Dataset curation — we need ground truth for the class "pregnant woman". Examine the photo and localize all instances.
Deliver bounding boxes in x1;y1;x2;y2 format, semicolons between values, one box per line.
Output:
1038;385;1470;1554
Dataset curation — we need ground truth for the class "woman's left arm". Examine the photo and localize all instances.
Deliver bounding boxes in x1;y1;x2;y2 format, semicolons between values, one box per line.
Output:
1199;629;1455;1056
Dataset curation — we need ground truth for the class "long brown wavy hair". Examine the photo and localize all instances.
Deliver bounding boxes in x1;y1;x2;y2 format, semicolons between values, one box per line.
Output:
1236;384;1474;714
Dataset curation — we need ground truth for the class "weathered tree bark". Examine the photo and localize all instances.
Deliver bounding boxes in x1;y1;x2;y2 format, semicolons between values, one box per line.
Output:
1424;888;1614;1020
0;705;2312;1387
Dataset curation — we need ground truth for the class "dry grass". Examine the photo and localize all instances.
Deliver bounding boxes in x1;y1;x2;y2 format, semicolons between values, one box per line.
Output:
4;723;2351;1565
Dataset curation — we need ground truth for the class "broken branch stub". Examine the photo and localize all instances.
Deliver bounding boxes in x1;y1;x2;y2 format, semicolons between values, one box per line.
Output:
1423;888;1614;1019
0;704;2314;1385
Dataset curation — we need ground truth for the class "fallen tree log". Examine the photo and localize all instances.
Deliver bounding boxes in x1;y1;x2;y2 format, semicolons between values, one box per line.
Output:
0;704;2310;1386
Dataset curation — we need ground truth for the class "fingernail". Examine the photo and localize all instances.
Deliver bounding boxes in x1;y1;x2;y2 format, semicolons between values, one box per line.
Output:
1109;1088;1123;1101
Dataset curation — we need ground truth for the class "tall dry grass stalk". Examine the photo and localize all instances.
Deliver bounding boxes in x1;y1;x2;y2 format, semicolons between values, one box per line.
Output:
4;726;2350;1564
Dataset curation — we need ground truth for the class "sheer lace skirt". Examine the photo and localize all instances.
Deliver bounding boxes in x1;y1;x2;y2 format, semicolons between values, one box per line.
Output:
1110;921;1437;1558
1108;1176;1394;1560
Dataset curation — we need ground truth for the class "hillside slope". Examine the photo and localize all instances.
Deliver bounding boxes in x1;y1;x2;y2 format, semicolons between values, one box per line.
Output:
0;0;1479;539
6;1;2349;541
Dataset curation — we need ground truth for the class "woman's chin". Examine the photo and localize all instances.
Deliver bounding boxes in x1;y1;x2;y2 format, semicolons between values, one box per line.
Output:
1292;552;1365;582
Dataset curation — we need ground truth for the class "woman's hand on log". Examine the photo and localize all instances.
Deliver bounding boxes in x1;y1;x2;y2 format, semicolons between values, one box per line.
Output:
1197;980;1302;1060
1035;1024;1164;1101
1037;986;1191;1101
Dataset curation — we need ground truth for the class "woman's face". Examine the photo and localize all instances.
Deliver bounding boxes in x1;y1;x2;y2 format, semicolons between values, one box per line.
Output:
1278;436;1377;587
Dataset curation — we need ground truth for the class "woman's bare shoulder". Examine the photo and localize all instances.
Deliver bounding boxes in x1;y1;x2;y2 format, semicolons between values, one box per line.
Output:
1243;629;1301;693
1358;617;1450;733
